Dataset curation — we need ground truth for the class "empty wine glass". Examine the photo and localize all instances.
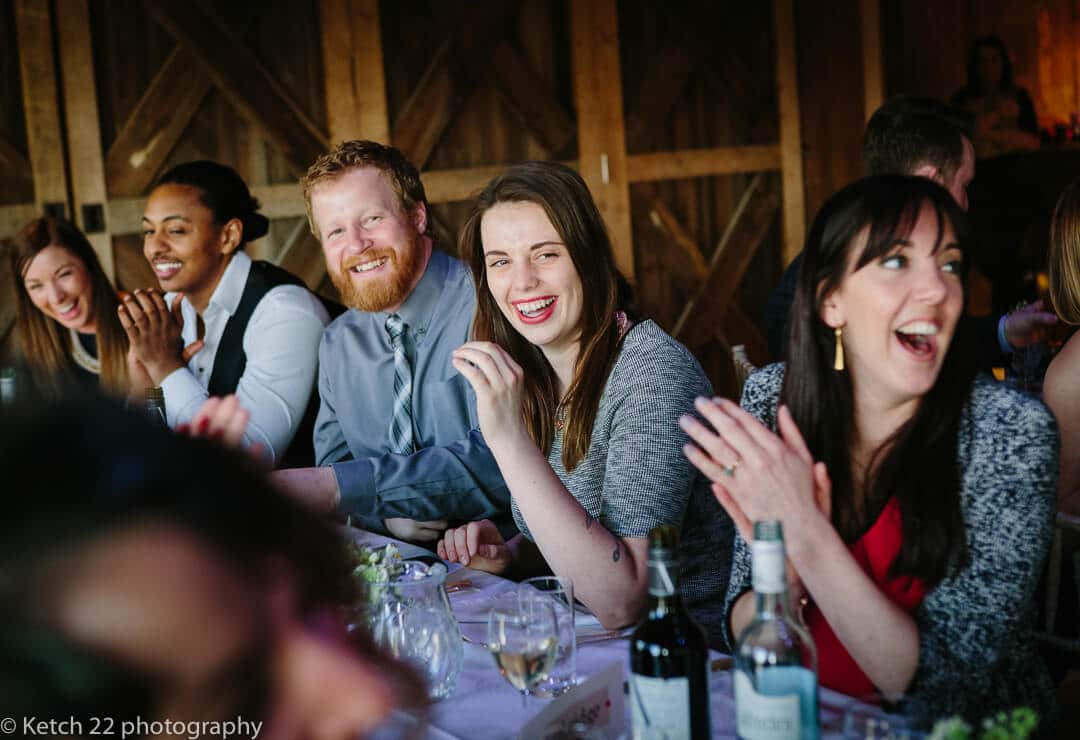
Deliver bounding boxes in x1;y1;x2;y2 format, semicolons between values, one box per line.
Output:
843;693;931;739
487;589;559;711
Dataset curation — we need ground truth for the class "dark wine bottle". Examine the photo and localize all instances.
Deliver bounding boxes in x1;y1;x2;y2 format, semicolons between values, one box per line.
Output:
629;524;711;739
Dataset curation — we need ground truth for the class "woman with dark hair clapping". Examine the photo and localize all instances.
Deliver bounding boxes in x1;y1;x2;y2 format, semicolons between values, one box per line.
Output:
122;161;330;467
683;176;1057;722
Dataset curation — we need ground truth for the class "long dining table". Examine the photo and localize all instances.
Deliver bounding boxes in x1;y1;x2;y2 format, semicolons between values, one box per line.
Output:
351;528;863;739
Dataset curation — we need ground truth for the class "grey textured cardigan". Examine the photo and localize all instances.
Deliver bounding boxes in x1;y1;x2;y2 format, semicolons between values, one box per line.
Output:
725;363;1058;722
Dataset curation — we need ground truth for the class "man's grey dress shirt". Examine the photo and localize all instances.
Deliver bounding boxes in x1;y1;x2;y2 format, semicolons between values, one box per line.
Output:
314;250;510;532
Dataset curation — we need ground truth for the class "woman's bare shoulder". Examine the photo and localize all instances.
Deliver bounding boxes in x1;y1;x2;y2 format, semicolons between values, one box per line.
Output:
1044;332;1080;405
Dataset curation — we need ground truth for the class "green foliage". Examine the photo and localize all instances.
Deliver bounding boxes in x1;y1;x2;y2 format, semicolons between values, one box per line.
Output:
927;708;1038;740
346;541;404;584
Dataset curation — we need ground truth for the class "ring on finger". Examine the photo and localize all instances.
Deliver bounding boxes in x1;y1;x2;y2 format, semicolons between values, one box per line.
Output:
722;459;740;478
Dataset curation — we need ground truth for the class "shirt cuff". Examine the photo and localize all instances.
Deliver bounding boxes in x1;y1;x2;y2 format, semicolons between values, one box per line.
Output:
159;367;205;427
997;313;1012;354
331;458;379;522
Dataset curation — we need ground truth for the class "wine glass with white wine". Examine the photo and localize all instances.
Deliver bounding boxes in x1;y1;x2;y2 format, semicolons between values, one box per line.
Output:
487;589;559;712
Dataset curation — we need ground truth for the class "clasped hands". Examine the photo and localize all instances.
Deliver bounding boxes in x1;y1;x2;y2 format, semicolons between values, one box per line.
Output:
118;289;204;388
680;398;832;599
436;518;513;574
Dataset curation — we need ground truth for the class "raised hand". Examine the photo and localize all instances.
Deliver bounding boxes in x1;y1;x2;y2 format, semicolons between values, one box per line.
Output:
436;519;513;574
681;399;833;583
451;342;528;446
126;346;155;395
179;394;248;446
118;289;201;385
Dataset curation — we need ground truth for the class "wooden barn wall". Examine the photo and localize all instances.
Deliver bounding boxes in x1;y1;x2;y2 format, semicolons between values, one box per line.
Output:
380;0;567;250
794;0;866;223
0;0;808;389
884;0;1080;129
617;0;783;383
0;0;30;206
89;0;327;298
0;0;23;360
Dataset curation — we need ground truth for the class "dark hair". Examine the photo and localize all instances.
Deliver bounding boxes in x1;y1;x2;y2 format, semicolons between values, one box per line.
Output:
965;35;1016;95
301;140;432;240
156;161;269;248
459;161;633;470
783;175;975;585
862;96;973;183
0;395;354;721
9;217;129;396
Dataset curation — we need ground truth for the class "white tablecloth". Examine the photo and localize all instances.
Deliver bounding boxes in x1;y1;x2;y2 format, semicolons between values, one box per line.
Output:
351;529;858;739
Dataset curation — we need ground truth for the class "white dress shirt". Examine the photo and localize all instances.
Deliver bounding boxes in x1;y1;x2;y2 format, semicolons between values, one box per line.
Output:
161;251;329;465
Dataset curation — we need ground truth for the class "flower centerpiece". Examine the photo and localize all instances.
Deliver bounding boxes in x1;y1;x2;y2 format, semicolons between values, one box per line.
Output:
344;540;463;700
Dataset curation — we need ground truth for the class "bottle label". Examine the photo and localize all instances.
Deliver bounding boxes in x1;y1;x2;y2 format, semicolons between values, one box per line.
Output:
629;674;691;738
734;671;801;740
751;539;786;594
647;556;679;597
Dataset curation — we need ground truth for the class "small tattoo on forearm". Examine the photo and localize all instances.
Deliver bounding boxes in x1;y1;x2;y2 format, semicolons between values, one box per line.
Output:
612;544;621;562
585;511;596;530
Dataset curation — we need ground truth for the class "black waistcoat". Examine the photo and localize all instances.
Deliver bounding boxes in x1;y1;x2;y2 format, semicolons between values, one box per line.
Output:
207;260;343;468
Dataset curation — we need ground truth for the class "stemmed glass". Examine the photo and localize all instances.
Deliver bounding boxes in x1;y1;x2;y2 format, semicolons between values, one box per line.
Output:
487;589;559;711
842;693;931;739
521;575;578;696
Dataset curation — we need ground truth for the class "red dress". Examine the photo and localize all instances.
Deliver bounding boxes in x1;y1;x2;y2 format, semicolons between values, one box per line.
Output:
803;497;928;697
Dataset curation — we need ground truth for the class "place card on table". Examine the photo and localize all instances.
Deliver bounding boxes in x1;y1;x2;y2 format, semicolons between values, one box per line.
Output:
519;661;626;740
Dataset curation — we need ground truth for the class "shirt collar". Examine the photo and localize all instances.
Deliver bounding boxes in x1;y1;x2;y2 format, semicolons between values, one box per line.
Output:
380;249;449;336
206;251;252;317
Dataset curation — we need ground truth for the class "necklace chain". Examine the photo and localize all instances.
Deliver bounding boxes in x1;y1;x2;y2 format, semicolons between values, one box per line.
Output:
69;328;101;374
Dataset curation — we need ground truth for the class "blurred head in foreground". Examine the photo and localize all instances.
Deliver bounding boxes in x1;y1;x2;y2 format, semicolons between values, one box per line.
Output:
0;394;415;739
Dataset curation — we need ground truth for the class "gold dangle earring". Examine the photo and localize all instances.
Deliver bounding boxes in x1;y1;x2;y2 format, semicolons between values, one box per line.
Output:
833;327;845;371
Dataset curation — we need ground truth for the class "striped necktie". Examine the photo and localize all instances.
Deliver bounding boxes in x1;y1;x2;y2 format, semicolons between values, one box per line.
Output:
385;313;415;454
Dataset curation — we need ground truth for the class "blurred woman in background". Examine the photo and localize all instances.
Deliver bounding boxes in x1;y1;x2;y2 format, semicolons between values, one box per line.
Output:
952;35;1040;157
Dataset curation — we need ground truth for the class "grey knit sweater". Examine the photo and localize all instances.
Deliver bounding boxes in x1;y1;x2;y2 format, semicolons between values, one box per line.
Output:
726;363;1058;722
511;320;734;641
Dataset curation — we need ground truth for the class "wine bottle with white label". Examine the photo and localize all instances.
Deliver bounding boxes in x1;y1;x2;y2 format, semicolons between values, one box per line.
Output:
734;520;819;740
629;524;711;739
